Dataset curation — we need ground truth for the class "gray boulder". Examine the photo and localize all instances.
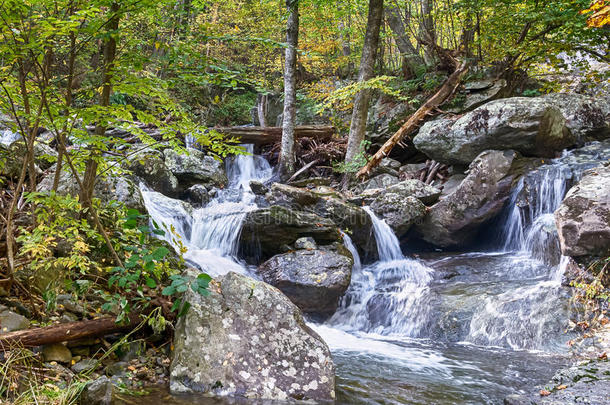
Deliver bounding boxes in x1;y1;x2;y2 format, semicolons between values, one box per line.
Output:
352;179;441;206
80;376;116;405
1;140;56;178
0;306;29;332
414;94;609;165
258;246;353;314
415;150;518;247
369;194;426;237
239;206;341;260
164;148;227;189
359;173;400;191
126;148;178;196
555;164;610;257
38;167;146;213
170;272;335;401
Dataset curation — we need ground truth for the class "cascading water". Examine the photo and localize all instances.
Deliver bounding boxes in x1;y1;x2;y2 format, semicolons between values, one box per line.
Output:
327;207;433;337
0;128;19;146
141;145;272;276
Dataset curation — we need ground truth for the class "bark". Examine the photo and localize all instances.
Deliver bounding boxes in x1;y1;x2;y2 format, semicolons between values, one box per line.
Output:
344;0;384;164
385;5;423;78
81;2;120;206
0;315;141;350
216;125;333;145
279;0;299;180
357;61;469;179
419;0;436;65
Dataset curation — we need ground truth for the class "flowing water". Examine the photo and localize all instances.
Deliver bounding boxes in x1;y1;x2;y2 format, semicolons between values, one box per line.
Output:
129;141;610;404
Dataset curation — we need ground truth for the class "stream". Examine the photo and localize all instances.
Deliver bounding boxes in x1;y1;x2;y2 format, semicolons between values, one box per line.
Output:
121;141;609;404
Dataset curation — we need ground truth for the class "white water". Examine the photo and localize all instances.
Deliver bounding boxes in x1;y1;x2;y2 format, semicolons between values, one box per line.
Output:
0;128;19;146
141;145;272;276
327;207;433;338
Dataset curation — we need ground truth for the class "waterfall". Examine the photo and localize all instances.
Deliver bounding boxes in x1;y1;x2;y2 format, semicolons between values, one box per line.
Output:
328;208;433;337
0;129;19;146
141;144;272;276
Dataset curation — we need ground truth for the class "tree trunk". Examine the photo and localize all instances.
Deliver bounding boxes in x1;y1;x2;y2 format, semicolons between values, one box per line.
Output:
81;2;120;206
344;0;384;164
385;5;423;78
257;93;267;128
420;0;436;65
279;0;299;180
357;61;469;179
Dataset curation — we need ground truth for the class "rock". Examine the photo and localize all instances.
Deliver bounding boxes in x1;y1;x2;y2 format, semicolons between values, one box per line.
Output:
184;184;209;206
267;183;318;208
461;78;508;111
360;173;399;191
38;167;146;212
118;340;146;362
1;140;57;179
294;237;317;250
399;163;427;179
288;177;332;188
239;206;340;260
249;180;269;195
439;174;466;199
80;376;116;405
555;164;610;257
369;194;426;237
354;179;441;206
42;343;72;363
71;358;98;374
170;272;335;401
0;306;29;332
105;361;128;377
503;394;532;405
370;157;401;177
415;150;518;247
258;247;353;314
126;148;178;196
164;148;227;189
414;94;609;165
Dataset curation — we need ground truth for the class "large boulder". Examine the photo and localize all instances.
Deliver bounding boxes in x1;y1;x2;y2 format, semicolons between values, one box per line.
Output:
1;140;56;178
351;179;441;206
264;183;376;257
38;167;146;213
555;164;610;257
170;272;335;401
126;148;178;196
258;246;353;314
415;150;519;247
414;94;609;165
164;148;227;189
239;206;341;260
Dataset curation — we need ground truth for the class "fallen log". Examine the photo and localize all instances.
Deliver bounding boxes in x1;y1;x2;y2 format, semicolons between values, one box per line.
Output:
356;61;470;179
0;314;141;350
214;125;335;145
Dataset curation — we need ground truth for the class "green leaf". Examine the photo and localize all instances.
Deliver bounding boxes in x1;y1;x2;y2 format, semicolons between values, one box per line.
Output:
151;247;170;261
145;277;157;288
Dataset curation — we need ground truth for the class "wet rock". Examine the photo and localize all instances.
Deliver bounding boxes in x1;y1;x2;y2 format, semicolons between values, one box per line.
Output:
164;148;227;189
126;148;178;196
118;340;146;362
369;194;426;237
38;167;146;212
288;177;332;188
239;206;341;260
0;306;29;332
258;246;353;314
267;183;318;208
42;343;72;363
294;237;317;250
170;272;335;401
184;184;209;206
439;174;466;199
414;94;609;165
555;164;610;257
80;376;116;405
415;150;518;247
249;180;268;195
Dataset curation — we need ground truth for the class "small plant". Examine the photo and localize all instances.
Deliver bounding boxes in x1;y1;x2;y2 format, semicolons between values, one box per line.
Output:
332;140;371;174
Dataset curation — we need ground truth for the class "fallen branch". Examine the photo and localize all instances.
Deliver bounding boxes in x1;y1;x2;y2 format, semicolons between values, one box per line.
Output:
356;61;469;179
287;159;319;183
0;314;140;350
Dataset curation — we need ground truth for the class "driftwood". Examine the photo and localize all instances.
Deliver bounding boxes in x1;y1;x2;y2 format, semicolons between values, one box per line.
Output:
0;314;141;350
356;61;470;179
287;159;319;183
215;125;334;146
